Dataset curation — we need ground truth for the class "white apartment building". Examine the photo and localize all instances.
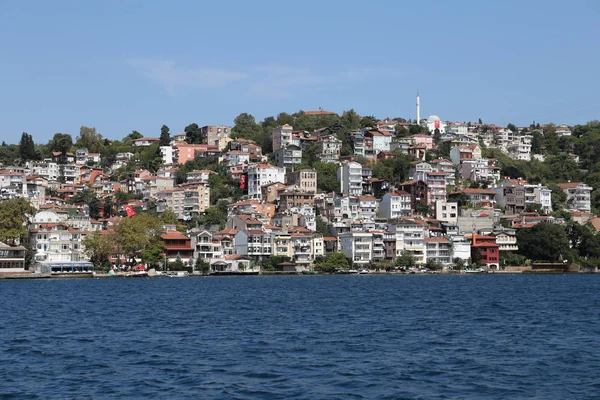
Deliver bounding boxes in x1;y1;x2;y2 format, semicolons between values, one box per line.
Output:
272;124;298;153
337;161;363;196
380;191;412;218
424;237;452;266
435;200;458;224
339;231;373;267
508;135;532;161
247;163;286;200
27;161;60;182
556;182;592;212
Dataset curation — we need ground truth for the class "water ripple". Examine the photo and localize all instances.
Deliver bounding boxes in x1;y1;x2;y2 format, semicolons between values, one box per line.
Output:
1;275;600;398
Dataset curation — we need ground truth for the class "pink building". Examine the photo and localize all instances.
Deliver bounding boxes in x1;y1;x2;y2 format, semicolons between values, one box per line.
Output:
173;144;220;165
411;134;434;150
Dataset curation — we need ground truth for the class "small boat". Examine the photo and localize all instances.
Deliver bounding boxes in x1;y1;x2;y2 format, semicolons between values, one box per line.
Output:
358;269;369;274
169;271;188;278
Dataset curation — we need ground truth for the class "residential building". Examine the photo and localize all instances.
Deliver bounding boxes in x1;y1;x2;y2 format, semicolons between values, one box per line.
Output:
247;164;286;200
272;124;297;153
451;188;496;208
435;200;458;224
358;195;378;221
425;237;452;266
411;134;434;150
133;137;159;147
413;170;447;205
0;242;27;272
201;125;231;150
398;180;428;213
161;230;194;263
380;191;412;219
234;230;272;260
339;231;372;267
156;183;210;220
337;161;363;196
275;145;302;170
286;169;317;194
556;182;592;212
471;234;499;270
318;135;342;163
172;144;220;165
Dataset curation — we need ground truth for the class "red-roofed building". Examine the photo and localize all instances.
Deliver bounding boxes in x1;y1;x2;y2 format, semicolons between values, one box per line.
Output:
160;230;194;263
471;234;499;269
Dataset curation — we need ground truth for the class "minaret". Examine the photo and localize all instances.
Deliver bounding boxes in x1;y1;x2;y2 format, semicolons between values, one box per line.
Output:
416;91;420;124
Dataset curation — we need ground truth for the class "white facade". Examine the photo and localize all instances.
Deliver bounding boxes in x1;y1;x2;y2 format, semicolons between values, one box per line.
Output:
339;231;373;266
423;115;446;134
380;191;412;219
337;161;363;196
435;200;458;224
160;146;175;165
247;164;285;200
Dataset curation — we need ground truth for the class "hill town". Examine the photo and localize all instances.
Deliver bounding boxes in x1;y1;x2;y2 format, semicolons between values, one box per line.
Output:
1;98;600;276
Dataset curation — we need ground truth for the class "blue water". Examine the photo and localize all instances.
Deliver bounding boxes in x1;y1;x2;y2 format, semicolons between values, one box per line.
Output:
1;275;600;399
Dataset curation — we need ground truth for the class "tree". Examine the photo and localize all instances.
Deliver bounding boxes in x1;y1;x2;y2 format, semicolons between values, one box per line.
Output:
394;125;409;137
47;133;73;154
0;198;35;243
159;125;171;146
75;126;104;153
83;230;115;271
396;252;416;269
315;216;331;236
433;128;441;143
478;118;483;124
195;257;211;274
113;214;165;266
302;142;319;167
185;123;202;144
507;123;517;133
315;252;349;273
516;222;573;262
531;131;542;154
360;115;377;128
19;132;37;161
454;257;465;270
315;162;339;193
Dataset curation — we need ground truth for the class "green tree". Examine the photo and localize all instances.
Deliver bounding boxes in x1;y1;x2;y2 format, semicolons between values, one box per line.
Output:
396;252;416;269
0;198;35;243
315;252;349;273
47;133;73;155
185;123;202;144
19;132;38;161
75;126;104;153
195;257;211;274
360;115;377;128
507;123;517;133
302;142;319;167
531;131;542;154
454;257;465;270
159;125;171;146
516;221;573;262
394;125;409;137
315;162;339;193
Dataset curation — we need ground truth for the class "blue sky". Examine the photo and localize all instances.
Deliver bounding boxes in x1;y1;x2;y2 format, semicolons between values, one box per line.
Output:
1;0;599;143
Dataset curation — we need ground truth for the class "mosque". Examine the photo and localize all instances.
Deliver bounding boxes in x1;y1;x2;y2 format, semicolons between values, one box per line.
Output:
416;92;446;134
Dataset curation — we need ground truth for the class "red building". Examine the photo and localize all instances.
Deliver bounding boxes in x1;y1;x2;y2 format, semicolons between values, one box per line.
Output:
399;180;428;214
160;230;194;263
471;234;499;269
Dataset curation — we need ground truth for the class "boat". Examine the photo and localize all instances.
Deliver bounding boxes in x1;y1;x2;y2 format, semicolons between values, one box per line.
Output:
169;271;188;277
358;269;369;274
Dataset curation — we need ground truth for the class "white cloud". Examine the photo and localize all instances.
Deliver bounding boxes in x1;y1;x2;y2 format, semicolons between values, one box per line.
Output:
126;58;247;95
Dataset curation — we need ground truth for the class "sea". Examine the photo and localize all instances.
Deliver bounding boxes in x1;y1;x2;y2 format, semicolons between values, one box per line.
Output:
1;274;600;399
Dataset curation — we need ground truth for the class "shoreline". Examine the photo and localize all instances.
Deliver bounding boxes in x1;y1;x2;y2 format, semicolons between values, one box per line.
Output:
0;270;596;280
